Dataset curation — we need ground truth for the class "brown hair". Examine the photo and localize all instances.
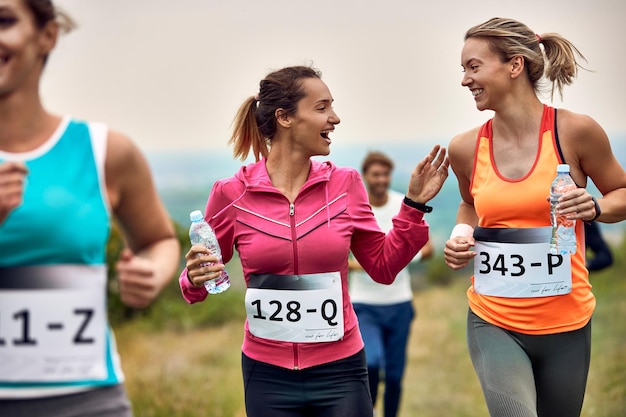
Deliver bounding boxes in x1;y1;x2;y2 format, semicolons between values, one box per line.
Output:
229;66;322;161
465;17;586;100
25;0;75;32
23;0;75;66
361;151;394;174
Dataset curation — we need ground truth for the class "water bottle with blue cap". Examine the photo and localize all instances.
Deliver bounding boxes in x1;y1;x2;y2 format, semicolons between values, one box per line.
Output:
188;210;230;294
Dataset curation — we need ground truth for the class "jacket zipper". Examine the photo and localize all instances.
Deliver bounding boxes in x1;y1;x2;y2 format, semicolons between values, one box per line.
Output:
289;202;297;271
289;202;300;370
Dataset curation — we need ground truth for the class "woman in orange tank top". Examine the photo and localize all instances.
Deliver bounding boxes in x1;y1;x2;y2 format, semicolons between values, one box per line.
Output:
444;17;626;417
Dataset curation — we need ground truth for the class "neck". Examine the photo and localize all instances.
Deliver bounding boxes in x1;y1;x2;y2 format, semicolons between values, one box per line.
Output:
368;191;388;207
0;89;58;152
492;97;544;143
265;148;312;202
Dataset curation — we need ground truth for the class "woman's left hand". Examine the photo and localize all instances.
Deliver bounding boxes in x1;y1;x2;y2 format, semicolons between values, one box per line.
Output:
556;188;599;222
406;145;450;203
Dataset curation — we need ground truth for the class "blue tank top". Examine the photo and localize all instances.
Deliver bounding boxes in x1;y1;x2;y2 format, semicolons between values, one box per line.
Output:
0;117;124;396
0;117;110;265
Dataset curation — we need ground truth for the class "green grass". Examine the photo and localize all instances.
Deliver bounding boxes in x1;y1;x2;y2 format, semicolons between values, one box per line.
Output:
113;254;626;417
580;269;626;416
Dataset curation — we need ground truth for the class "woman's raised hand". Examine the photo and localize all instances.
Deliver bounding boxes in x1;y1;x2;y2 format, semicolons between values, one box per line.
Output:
406;145;449;204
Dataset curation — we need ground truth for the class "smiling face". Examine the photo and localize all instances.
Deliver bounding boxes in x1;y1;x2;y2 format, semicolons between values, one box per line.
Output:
0;0;56;97
362;162;391;200
460;37;511;112
287;77;341;158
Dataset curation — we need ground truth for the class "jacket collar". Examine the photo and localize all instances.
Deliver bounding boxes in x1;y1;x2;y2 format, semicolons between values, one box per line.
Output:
235;158;335;192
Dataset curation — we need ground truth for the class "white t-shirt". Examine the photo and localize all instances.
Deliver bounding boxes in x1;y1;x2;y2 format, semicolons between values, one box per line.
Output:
349;189;422;305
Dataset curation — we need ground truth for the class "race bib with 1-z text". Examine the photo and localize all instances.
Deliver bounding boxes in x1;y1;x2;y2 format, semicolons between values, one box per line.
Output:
0;265;108;383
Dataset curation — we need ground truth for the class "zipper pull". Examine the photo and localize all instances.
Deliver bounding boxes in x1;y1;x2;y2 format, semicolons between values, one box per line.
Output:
289;203;295;216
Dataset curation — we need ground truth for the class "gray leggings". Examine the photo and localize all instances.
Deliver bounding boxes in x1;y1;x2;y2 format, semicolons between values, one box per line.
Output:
467;310;591;417
0;384;132;417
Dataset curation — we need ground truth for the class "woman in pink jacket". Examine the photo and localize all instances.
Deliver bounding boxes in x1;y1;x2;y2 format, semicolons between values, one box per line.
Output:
179;65;448;417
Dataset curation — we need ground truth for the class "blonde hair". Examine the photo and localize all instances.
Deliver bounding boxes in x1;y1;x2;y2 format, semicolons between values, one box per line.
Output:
465;17;586;100
229;97;268;162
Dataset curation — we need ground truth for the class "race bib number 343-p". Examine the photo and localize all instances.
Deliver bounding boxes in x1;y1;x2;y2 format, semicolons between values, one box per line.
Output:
245;272;343;343
473;227;572;298
0;265;107;383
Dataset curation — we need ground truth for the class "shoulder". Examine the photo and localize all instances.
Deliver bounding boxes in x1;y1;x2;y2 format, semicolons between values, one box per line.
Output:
332;164;360;179
97;127;161;213
312;161;365;198
102;129;150;182
212;175;245;197
332;164;362;187
449;126;481;155
208;163;253;204
556;108;610;159
104;129;146;172
449;126;481;177
556;108;605;138
312;159;360;182
555;108;616;184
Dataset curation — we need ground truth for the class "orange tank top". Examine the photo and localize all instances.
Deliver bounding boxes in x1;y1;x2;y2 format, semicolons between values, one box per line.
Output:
467;105;595;334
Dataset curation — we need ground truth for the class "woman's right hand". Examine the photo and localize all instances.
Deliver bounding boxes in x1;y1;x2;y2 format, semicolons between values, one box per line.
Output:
0;162;28;224
184;245;226;288
405;145;449;204
443;236;476;270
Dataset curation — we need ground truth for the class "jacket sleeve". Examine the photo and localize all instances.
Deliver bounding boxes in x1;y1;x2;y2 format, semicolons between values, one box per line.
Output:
179;179;237;304
179;267;208;304
348;170;429;284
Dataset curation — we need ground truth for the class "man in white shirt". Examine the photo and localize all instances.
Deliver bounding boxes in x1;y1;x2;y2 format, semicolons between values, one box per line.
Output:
349;151;433;417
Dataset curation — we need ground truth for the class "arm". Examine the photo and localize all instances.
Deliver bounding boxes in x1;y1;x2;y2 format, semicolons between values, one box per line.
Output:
352;145;448;283
584;222;613;272
351;237;432;270
444;129;479;270
350;176;427;284
179;180;236;303
105;130;180;309
556;110;626;223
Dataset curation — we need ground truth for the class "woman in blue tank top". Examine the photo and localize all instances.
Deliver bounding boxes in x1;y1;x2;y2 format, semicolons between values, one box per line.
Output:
0;1;180;416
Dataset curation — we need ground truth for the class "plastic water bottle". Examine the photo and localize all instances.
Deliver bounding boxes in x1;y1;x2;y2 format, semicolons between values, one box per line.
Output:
188;210;230;294
549;164;577;255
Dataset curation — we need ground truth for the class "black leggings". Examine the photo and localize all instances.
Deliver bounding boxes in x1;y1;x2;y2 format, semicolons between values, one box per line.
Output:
467;310;591;417
242;349;373;417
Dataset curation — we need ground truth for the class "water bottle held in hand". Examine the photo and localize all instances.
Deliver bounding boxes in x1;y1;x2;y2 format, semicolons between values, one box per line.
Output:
549;164;577;255
189;210;230;294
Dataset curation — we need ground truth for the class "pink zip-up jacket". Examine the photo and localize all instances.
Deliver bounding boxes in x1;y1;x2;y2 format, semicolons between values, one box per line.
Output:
179;158;429;370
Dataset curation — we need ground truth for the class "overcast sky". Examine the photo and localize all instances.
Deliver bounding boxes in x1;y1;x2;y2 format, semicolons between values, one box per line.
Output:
44;0;626;152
